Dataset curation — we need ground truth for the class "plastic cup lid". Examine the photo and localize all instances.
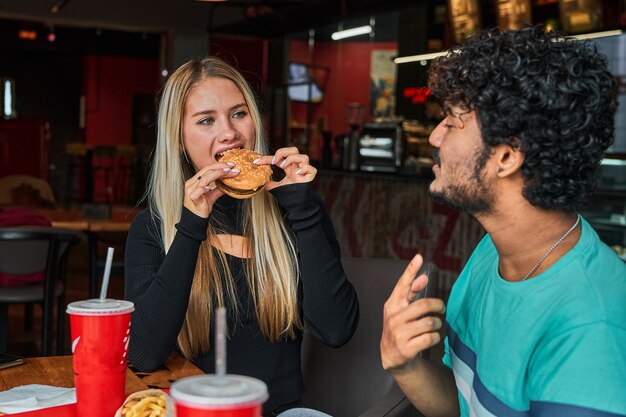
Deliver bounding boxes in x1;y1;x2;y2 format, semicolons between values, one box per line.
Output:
66;299;135;315
171;375;268;407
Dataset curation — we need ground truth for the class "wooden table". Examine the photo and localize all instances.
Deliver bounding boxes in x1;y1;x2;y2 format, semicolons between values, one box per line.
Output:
0;354;203;393
39;206;139;298
0;354;204;416
41;206;138;233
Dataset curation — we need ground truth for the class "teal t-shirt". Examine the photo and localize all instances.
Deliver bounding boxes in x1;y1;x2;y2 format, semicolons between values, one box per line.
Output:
442;218;626;416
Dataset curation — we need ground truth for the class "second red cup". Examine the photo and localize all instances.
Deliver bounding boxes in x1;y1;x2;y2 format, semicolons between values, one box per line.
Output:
171;374;268;417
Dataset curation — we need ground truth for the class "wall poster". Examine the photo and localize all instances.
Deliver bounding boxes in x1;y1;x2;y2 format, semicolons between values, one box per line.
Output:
370;50;397;118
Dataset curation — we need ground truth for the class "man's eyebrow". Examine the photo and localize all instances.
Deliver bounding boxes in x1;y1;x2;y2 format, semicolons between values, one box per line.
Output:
444;109;471;129
451;109;471;118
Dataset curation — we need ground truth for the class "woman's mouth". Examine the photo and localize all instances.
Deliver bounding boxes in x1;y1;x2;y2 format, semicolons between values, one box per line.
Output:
215;147;242;161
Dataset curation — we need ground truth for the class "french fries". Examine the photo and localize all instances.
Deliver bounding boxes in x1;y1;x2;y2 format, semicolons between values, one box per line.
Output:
121;393;168;417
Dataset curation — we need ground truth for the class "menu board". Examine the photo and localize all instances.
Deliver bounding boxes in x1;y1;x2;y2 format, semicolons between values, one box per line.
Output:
497;0;532;30
448;0;481;44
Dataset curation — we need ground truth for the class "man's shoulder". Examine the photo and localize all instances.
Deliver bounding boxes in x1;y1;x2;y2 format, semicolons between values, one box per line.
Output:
572;222;626;296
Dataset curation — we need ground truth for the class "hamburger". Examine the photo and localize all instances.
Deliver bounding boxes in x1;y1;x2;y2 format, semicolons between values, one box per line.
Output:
216;148;272;199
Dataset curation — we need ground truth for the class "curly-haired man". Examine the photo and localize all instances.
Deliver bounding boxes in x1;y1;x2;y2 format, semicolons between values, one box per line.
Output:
381;26;626;416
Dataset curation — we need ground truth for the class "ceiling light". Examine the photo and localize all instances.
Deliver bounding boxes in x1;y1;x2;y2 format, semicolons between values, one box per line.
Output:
571;29;623;40
393;29;624;65
393;51;448;64
331;25;372;41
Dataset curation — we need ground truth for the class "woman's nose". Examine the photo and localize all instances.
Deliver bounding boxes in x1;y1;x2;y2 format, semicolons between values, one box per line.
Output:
217;119;237;142
429;118;446;147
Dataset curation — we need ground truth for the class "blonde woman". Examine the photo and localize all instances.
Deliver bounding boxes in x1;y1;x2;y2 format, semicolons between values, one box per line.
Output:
124;57;359;416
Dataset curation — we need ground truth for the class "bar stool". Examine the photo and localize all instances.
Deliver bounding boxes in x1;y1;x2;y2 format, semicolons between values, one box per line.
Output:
113;144;136;204
64;143;89;206
92;145;116;204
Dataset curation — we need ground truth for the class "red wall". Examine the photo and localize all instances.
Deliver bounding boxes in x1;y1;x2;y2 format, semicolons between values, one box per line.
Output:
209;37;267;87
82;55;159;202
83;55;159;146
290;40;397;159
0;120;50;180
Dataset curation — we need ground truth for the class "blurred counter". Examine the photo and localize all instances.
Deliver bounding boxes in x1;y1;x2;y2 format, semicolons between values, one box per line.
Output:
313;169;485;300
583;158;626;257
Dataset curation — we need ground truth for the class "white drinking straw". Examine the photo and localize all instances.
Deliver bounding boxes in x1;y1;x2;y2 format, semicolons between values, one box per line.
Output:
99;247;115;301
215;307;227;378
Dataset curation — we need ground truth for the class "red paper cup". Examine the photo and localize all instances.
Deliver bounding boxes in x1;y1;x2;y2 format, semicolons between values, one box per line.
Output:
67;299;134;417
171;375;268;417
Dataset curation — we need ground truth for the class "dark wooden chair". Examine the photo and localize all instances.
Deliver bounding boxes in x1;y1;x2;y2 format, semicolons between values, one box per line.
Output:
0;227;81;356
301;257;438;417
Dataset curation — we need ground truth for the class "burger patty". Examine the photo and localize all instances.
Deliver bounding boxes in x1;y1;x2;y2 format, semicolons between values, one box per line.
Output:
216;180;261;195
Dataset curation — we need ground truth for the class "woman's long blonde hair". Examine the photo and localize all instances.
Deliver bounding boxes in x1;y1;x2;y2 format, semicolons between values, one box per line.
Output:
146;57;301;359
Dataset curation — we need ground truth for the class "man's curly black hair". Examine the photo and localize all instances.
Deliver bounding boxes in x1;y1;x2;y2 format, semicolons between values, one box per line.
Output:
428;26;618;211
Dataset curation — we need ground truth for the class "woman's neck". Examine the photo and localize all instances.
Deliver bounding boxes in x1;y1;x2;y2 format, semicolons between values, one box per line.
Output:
211;195;246;236
210;195;250;257
210;234;251;258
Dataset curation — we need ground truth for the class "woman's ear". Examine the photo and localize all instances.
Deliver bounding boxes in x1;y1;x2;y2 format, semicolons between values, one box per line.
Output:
494;141;524;177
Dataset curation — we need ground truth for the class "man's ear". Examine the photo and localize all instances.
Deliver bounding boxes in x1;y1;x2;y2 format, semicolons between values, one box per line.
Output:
494;141;524;177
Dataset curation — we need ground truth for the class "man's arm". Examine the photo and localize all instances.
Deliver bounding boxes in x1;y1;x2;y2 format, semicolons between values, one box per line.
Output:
380;254;459;417
389;357;459;417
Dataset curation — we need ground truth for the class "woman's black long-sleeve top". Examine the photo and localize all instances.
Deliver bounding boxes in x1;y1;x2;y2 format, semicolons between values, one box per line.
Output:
124;183;359;414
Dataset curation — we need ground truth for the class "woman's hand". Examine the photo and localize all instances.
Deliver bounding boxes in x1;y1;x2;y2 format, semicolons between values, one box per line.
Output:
183;162;239;218
254;147;317;191
380;254;446;372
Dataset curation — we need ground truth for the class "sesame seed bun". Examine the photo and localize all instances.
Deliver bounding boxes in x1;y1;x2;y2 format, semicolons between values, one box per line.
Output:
216;149;272;199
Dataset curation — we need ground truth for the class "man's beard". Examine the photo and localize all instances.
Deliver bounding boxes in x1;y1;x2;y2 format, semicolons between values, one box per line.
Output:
429;146;495;216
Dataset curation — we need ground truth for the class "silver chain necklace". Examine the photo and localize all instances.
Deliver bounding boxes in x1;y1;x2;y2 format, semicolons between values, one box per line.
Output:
522;215;581;281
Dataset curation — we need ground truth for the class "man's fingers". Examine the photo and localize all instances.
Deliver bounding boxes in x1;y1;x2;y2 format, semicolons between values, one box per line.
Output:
408;297;447;317
408;274;429;302
390;253;424;304
406;331;442;352
381;316;443;370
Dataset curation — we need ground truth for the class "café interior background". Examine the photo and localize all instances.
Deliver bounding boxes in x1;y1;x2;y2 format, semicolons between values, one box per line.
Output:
1;0;625;273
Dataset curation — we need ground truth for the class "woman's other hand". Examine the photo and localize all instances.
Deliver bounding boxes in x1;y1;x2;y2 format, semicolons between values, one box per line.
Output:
254;147;317;191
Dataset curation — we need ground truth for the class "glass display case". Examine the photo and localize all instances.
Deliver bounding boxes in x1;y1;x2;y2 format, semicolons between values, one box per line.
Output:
584;158;626;261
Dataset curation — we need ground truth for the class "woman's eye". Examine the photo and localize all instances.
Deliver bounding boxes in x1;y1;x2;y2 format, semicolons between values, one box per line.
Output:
232;110;247;119
198;117;214;126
